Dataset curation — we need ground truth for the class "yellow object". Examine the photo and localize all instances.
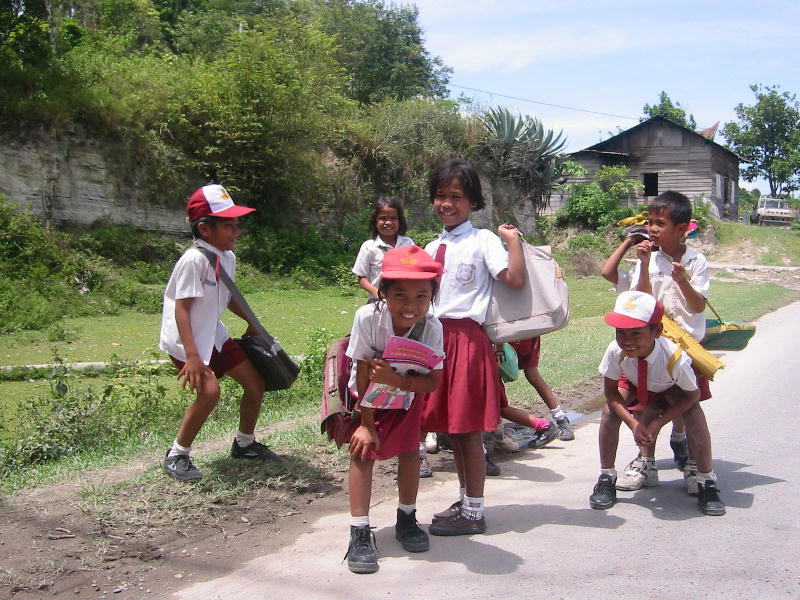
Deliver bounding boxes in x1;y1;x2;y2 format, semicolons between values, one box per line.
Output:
660;315;724;380
617;211;649;227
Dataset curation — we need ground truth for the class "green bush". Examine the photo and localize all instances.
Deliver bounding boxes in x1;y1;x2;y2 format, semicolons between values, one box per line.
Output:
567;232;610;255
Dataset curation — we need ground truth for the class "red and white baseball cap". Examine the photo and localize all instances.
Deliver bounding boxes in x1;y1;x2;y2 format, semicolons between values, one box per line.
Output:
381;245;443;280
604;291;664;329
186;185;256;221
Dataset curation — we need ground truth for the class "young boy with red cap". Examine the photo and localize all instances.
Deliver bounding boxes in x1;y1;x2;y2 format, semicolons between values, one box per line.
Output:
589;290;724;516
159;184;282;482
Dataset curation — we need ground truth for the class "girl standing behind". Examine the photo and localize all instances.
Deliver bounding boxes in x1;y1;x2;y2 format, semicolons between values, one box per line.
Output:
344;245;444;574
352;196;415;300
422;160;524;536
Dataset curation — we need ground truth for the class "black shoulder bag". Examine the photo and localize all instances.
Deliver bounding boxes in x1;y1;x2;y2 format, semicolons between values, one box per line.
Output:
197;246;300;391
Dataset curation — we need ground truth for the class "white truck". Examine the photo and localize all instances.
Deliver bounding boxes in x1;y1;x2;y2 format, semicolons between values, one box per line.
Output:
749;197;794;226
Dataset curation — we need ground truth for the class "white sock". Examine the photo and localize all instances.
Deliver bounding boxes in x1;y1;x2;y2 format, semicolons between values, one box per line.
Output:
600;468;617;478
398;503;415;515
642;457;655;468
696;471;717;484
459;487;466;502
670;430;687;442
550;406;566;420
419;442;426;457
235;431;255;447
462;496;485;520
350;515;369;527
168;439;191;458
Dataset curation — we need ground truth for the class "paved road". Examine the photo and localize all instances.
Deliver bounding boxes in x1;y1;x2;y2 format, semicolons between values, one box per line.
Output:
174;301;800;600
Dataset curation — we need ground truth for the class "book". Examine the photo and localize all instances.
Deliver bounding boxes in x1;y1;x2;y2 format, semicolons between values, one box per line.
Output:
359;335;444;410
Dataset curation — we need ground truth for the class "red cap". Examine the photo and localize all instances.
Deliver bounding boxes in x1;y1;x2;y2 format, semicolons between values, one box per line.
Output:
381;245;443;280
186;185;256;221
604;291;665;329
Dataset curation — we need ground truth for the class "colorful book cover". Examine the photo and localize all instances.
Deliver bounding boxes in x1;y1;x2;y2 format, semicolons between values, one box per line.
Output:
359;335;444;410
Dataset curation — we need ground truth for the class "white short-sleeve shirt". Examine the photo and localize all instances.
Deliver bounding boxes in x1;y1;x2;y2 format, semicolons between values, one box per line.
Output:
627;248;710;340
351;235;415;288
424;221;508;324
159;240;234;363
598;336;698;393
345;302;444;398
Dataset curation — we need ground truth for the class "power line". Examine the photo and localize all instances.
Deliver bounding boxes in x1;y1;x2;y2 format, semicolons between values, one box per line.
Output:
450;83;639;121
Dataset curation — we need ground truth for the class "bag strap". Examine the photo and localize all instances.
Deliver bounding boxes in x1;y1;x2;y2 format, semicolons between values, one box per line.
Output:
409;318;426;341
705;299;725;324
195;245;278;346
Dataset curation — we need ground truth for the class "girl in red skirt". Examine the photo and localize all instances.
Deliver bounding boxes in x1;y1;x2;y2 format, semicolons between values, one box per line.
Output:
344;245;445;574
422;160;525;535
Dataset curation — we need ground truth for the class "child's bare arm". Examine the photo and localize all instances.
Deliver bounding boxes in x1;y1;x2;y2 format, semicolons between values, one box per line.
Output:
671;264;707;313
357;276;379;299
175;298;213;390
367;358;442;393
601;238;636;284
227;297;260;337
497;225;525;289
634;240;654;295
351;360;380;459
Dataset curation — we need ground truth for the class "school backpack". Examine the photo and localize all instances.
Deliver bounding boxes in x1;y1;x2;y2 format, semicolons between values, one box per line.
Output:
483;242;569;343
319;318;427;447
319;335;359;447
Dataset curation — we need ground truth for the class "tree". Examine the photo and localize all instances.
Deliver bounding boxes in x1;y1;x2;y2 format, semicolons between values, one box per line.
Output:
722;84;800;196
642;91;697;130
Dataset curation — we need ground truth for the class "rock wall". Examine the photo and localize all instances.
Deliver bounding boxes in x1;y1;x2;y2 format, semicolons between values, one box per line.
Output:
0;125;188;234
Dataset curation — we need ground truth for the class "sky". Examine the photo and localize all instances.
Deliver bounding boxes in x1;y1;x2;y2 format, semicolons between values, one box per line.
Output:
410;0;800;191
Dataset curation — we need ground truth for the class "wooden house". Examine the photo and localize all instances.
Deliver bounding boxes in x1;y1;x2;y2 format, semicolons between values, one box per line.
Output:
555;116;740;219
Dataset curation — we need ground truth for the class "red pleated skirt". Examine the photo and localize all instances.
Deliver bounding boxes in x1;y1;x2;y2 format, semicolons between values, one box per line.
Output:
352;394;424;461
420;318;504;434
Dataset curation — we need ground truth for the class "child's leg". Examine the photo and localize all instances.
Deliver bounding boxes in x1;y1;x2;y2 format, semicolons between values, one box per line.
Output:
450;431;485;497
522;365;558;411
349;457;376;517
681;403;713;473
175;375;221;448
397;451;420;505
225;358;266;435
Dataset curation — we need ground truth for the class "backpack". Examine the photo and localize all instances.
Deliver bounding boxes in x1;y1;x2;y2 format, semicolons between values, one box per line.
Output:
483;242;569;343
319;319;427;447
319;335;358;447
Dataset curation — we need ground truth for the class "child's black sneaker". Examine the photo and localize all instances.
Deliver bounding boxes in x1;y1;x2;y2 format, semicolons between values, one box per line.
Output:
530;423;559;449
395;509;430;552
670;437;689;470
163;450;203;482
432;500;462;523
230;439;283;462
346;525;378;574
589;474;617;510
698;479;726;516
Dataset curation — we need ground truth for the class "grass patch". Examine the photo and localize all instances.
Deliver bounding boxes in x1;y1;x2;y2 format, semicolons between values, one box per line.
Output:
713;221;800;266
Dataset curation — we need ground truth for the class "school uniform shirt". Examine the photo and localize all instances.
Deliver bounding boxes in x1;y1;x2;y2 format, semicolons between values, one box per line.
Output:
159;239;235;364
598;336;698;393
625;247;710;340
351;235;415;287
345;301;444;398
425;221;508;324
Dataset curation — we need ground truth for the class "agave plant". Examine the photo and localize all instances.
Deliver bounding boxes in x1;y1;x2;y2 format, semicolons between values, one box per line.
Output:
479;106;568;214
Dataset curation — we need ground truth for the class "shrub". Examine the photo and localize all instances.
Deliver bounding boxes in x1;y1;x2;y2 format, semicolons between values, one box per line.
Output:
567;232;611;255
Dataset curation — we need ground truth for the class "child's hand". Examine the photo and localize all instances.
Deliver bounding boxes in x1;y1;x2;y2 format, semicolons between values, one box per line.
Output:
177;355;213;392
367;358;398;386
632;421;654;446
350;425;380;460
635;239;653;263
242;323;260;338
670;262;688;282
497;224;521;244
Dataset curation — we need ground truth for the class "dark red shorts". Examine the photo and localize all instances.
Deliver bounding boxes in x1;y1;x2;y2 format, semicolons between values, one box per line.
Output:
509;337;541;370
170;338;247;379
618;367;711;411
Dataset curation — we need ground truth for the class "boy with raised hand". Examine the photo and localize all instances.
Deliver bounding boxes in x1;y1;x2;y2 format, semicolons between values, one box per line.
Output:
159;184;282;482
589;290;724;516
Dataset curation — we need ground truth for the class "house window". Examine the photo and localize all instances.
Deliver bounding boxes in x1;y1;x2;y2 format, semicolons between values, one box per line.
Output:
643;173;658;197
